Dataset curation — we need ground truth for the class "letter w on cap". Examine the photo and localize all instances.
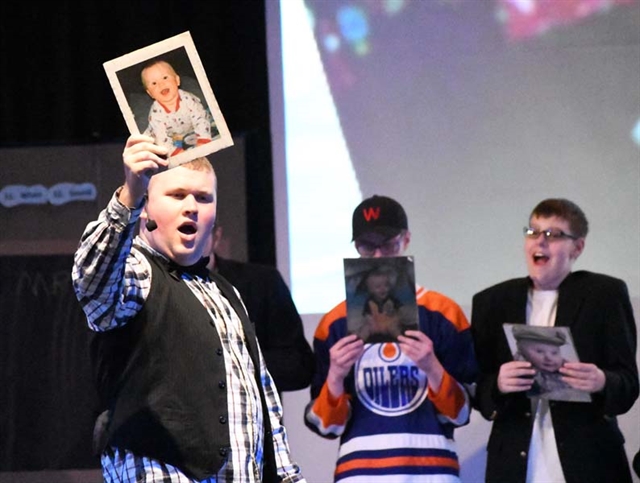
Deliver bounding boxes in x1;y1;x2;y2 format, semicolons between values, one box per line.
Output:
363;207;380;221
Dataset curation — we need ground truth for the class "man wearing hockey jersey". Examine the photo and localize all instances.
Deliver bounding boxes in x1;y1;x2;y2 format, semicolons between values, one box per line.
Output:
304;195;477;482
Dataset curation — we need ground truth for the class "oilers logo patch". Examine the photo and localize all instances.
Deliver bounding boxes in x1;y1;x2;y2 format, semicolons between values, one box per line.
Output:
355;342;428;416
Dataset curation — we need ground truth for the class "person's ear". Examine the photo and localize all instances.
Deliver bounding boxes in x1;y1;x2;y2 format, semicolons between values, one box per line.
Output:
571;238;585;260
140;194;150;221
402;230;411;249
213;225;223;250
176;74;181;88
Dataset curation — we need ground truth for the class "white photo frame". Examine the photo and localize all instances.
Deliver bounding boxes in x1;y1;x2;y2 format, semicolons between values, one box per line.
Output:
103;31;233;167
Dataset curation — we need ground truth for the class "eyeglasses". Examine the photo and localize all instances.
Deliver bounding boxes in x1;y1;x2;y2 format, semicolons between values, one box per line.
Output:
355;234;404;257
523;227;578;241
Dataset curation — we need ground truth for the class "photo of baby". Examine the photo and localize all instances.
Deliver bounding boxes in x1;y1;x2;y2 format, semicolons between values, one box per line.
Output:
344;256;418;343
504;324;591;402
103;31;233;167
140;58;217;156
360;265;403;341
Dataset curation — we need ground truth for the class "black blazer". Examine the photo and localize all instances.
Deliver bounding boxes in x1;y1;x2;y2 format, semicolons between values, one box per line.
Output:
214;254;315;392
471;271;638;483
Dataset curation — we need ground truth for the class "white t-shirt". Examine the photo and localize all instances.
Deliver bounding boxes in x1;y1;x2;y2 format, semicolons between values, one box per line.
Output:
525;289;566;483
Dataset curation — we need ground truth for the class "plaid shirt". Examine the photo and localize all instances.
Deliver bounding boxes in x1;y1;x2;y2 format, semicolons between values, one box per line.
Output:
72;191;305;483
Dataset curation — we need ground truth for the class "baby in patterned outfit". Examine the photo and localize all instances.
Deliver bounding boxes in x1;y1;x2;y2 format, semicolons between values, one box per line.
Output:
141;59;214;156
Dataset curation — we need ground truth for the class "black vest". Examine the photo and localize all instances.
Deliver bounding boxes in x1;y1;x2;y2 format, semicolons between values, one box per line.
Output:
91;250;279;481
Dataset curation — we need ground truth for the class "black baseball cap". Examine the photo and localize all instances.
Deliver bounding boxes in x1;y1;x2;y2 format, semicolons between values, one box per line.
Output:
352;195;408;240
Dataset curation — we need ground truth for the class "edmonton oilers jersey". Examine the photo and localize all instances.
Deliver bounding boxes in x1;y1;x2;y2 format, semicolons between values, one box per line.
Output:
355;342;428;416
305;286;477;482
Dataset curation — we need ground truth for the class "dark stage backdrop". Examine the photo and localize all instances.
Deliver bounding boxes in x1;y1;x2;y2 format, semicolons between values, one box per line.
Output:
0;1;273;472
0;0;275;265
0;255;101;471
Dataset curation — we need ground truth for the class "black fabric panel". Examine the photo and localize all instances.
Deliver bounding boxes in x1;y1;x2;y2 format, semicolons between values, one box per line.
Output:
0;255;100;471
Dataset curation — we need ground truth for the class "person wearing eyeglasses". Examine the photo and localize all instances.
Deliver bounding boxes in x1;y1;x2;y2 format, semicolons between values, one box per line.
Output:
304;195;478;482
471;198;638;483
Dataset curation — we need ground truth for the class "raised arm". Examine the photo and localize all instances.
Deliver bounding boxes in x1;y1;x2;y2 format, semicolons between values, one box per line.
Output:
72;135;168;331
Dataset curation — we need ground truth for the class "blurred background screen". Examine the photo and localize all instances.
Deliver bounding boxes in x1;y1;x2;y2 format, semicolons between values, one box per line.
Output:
267;0;640;315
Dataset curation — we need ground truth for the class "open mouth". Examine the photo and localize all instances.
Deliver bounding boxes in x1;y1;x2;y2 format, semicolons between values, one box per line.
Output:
178;224;197;235
533;253;549;264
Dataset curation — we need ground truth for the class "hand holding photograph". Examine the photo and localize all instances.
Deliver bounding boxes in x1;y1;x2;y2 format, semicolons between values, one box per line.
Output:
344;256;418;343
103;31;233;167
503;324;591;402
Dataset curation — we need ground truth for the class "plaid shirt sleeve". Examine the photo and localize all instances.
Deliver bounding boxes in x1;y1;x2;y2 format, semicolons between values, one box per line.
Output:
72;189;150;332
258;347;306;482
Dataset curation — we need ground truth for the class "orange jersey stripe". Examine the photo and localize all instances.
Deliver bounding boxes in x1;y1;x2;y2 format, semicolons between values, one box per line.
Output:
311;383;351;429
416;288;470;332
315;301;347;341
336;455;460;474
428;371;467;419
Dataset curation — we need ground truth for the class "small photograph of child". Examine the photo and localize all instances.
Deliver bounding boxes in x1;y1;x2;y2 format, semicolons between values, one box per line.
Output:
103;31;232;167
140;57;217;156
360;265;403;341
344;256;418;343
504;324;591;402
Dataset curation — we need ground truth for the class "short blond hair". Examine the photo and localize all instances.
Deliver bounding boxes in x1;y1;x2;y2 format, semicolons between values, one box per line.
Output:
140;59;178;88
182;156;213;172
180;157;216;192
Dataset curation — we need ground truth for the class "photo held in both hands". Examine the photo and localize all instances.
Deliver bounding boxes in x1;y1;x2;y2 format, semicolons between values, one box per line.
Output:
304;195;477;482
504;323;591;402
72;134;306;483
471;198;638;483
344;256;418;344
